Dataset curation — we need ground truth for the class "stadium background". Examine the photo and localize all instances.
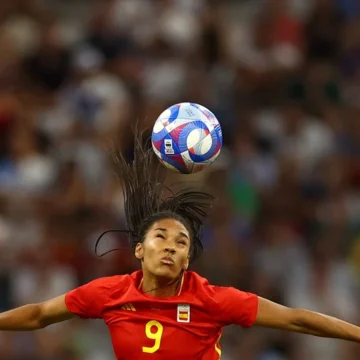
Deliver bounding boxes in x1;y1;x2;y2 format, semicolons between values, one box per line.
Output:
0;0;360;359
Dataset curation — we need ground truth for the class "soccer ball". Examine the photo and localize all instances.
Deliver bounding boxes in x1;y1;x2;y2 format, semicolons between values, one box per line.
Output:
151;102;223;174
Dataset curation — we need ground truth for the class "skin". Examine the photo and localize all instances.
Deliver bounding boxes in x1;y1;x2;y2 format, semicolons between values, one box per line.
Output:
0;216;359;346
134;218;190;298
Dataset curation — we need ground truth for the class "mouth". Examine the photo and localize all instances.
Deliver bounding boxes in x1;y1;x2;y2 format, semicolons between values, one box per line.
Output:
160;257;175;265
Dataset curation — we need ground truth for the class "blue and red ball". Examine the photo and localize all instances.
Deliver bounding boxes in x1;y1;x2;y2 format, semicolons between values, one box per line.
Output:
152;103;223;174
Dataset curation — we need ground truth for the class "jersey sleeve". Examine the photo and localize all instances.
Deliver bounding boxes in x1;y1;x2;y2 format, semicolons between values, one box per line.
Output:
65;277;113;319
212;286;259;328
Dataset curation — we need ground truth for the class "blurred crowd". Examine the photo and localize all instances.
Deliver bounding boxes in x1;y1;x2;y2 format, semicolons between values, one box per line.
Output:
0;0;360;359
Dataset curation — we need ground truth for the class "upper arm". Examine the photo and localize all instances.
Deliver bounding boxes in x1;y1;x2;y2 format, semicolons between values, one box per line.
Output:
254;297;296;329
39;295;75;327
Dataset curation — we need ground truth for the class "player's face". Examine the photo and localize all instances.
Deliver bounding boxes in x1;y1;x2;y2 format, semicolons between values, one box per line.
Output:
135;218;190;280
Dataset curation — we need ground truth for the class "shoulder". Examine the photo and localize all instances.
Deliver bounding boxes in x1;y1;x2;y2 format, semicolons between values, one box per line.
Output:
184;271;235;298
184;271;209;289
85;274;130;291
68;272;137;300
184;271;228;302
89;271;141;297
65;272;139;319
184;271;258;327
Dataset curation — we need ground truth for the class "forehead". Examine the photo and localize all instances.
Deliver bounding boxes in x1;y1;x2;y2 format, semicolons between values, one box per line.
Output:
149;218;189;235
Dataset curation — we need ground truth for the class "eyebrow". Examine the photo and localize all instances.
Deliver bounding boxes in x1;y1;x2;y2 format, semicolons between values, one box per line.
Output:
154;227;189;239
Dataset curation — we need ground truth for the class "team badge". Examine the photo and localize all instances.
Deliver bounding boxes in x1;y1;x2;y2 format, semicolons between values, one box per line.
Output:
177;304;190;323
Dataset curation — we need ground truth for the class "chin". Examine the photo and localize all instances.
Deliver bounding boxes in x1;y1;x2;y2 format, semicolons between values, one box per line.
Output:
154;266;180;280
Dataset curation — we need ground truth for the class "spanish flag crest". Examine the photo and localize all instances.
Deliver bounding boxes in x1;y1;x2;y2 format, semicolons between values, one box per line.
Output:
177;304;190;323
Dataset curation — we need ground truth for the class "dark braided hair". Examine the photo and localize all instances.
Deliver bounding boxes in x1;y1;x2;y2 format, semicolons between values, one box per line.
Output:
96;125;214;263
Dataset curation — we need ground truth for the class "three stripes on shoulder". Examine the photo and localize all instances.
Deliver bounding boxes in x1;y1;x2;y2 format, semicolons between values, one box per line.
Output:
121;303;136;311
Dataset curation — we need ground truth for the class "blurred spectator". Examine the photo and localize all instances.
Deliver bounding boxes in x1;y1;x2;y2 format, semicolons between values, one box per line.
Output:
305;0;344;63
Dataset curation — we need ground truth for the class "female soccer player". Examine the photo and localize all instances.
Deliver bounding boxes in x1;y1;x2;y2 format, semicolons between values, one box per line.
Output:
0;130;359;360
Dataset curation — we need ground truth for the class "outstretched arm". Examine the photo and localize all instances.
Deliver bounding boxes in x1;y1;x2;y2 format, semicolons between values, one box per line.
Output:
0;295;74;331
255;297;360;343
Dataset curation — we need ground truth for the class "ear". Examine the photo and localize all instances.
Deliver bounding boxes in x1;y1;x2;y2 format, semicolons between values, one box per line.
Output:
183;256;190;270
135;243;144;260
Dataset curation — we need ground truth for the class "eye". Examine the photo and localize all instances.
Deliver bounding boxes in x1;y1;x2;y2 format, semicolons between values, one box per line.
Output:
156;233;165;239
178;240;187;246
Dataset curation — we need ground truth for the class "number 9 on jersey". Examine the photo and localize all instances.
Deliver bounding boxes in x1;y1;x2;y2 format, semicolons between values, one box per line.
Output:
142;320;164;353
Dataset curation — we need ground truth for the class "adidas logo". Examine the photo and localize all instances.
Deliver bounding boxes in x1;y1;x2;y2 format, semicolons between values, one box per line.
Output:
121;303;136;311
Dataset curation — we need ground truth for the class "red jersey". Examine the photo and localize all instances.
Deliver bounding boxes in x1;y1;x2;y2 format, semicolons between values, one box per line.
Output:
65;271;258;360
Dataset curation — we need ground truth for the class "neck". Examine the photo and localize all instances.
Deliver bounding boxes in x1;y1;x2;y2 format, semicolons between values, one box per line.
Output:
141;271;183;298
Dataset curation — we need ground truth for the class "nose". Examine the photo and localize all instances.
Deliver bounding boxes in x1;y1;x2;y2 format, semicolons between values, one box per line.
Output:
165;246;176;255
